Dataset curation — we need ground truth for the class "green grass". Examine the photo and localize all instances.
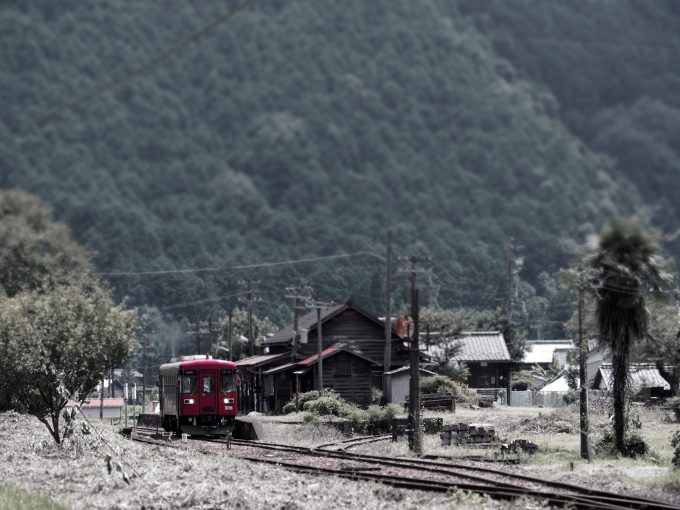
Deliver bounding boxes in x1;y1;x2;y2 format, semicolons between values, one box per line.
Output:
0;485;68;510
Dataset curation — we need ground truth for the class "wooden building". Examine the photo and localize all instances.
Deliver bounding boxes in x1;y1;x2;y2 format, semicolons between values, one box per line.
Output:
262;301;416;370
447;331;511;389
254;302;428;412
263;347;381;412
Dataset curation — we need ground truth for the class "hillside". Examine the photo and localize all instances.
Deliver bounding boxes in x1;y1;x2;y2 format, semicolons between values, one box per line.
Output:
0;1;648;325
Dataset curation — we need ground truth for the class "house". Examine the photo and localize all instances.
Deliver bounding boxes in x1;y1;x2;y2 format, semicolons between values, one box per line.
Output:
593;363;670;398
384;366;436;405
522;340;574;370
68;398;124;420
262;301;419;370
445;331;512;388
262;347;381;412
586;338;607;382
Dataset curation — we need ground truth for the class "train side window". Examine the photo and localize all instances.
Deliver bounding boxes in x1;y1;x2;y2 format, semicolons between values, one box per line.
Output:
220;369;237;392
181;371;197;393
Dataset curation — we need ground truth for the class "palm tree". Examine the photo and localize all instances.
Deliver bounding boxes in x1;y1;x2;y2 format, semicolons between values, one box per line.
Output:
588;219;668;454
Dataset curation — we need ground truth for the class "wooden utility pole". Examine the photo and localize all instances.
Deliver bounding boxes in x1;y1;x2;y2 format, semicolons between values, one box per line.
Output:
577;274;592;461
142;341;147;413
317;306;323;391
408;256;423;454
227;308;233;361
286;282;311;363
247;280;254;357
383;229;394;402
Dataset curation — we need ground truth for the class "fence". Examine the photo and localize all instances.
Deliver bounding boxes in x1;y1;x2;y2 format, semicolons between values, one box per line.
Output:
508;389;610;408
469;388;610;408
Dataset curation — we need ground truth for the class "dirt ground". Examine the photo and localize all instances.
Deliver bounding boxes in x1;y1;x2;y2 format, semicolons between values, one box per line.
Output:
0;411;538;510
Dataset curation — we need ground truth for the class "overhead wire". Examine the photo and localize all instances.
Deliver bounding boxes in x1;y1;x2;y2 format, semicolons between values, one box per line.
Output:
21;0;257;131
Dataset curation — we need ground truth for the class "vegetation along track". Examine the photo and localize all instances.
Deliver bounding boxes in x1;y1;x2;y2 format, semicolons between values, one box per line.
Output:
129;431;678;509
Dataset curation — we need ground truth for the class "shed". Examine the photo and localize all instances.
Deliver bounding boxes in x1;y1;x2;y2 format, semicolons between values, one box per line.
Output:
384;366;436;404
593;363;670;397
442;331;512;388
235;352;290;413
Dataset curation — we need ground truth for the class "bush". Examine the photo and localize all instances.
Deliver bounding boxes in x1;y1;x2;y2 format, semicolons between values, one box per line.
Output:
371;387;383;405
671;431;680;469
282;389;340;414
302;396;345;416
420;375;475;402
596;428;649;458
668;397;680;421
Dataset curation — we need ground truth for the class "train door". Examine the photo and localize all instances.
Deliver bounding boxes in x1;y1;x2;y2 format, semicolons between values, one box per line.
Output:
200;370;217;413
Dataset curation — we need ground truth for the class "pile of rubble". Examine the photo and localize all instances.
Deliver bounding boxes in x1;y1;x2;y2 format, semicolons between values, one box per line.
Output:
440;423;497;446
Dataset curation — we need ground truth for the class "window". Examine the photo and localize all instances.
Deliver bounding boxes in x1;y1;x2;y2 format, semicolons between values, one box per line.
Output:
181;371;197;393
334;358;352;377
220;369;237;393
202;375;215;393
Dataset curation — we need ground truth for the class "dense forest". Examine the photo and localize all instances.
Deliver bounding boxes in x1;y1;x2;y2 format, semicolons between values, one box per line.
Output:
0;0;676;344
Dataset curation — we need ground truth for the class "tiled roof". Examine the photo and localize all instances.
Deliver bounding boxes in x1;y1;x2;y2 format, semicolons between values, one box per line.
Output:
523;340;574;365
596;363;670;391
450;331;511;362
235;352;289;368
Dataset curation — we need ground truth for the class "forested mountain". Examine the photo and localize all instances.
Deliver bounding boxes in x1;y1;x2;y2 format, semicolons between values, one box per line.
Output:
1;0;670;331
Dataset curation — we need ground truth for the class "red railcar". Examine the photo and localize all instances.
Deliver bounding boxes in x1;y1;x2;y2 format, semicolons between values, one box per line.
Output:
158;356;238;436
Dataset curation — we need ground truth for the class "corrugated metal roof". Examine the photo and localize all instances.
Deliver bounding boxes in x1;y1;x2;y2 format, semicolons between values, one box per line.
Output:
523;340;574;365
262;362;297;375
235;352;289;368
298;347;341;366
298;347;381;367
450;331;511;361
596;363;670;390
384;366;436;377
263;303;348;345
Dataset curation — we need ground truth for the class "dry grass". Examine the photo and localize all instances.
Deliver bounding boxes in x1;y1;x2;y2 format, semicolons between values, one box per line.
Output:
1;411;535;509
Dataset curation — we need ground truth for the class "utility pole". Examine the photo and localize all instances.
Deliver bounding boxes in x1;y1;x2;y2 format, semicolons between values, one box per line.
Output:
408;256;423;454
383;229;394;403
286;282;312;363
227;307;233;361
308;297;334;392
142;340;147;414
402;255;425;454
247;280;254;357
577;268;592;462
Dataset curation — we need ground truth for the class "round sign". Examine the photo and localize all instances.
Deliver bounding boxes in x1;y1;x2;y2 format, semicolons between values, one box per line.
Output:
396;315;414;339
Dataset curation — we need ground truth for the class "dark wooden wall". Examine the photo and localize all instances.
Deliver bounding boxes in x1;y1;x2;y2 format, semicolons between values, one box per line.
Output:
321;352;373;405
298;309;409;368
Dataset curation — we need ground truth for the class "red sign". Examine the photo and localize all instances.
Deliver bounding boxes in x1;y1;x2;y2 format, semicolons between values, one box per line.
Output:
396;315;414;339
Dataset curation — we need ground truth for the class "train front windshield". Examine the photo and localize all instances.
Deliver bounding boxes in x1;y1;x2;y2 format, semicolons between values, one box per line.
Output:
181;370;197;393
220;369;237;392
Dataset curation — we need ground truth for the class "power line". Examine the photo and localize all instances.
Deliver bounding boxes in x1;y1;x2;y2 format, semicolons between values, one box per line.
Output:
96;251;384;277
21;0;257;130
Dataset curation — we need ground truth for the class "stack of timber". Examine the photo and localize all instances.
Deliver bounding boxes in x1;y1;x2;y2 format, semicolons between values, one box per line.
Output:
405;392;456;411
439;423;497;446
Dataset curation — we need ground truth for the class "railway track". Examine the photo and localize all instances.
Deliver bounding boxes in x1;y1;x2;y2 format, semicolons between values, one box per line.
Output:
129;431;679;509
314;434;392;451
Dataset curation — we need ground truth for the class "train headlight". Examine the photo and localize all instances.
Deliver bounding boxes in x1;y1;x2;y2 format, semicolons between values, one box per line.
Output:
183;398;195;405
223;398;234;404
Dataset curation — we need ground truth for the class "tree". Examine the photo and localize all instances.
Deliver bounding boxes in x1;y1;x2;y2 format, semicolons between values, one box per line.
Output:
639;299;680;396
0;285;139;443
0;191;92;297
588;219;669;454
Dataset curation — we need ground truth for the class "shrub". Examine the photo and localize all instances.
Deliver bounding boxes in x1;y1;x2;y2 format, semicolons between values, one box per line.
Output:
596;428;649;458
671;431;680;469
282;389;340;414
371;387;383;405
302;396;344;416
421;375;475;402
668;397;680;421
